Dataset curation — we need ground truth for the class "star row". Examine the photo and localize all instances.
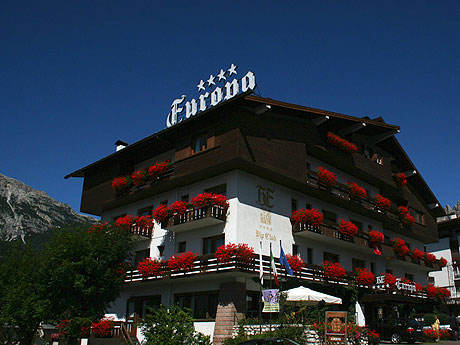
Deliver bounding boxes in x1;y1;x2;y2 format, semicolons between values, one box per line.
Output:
197;64;238;91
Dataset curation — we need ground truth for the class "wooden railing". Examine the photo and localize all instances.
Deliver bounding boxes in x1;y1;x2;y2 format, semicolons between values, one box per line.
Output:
165;205;227;230
116;167;174;197
128;224;153;238
124;254;429;299
306;169;402;224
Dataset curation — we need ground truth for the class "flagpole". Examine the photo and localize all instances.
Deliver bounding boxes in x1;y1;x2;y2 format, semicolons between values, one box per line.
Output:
259;241;263;334
269;242;272;331
279;240;283;329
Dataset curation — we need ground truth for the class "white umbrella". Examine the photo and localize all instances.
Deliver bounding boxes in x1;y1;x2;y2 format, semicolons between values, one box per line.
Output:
285;286;342;305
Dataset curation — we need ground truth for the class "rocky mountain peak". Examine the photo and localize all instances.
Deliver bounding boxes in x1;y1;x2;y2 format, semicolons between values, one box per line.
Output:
0;173;96;241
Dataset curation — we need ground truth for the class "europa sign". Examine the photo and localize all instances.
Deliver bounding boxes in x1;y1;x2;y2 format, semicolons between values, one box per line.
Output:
375;275;417;293
166;64;257;128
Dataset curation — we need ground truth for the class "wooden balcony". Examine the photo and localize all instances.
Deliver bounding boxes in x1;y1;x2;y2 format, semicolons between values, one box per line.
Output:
115;167;174;198
164;205;227;232
128;225;153;238
124;254;430;300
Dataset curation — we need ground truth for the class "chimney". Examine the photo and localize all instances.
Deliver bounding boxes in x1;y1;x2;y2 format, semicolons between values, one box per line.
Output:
115;140;129;152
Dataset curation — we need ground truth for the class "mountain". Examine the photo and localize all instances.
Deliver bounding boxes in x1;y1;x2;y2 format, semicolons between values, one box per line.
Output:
0;173;96;241
445;200;460;218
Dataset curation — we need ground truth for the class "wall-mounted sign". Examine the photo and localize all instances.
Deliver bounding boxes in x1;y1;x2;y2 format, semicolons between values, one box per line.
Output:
262;289;279;313
375;275;416;293
325;311;347;344
166;64;257;128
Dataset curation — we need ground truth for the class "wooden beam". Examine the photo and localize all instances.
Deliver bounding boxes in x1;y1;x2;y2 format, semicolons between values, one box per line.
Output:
338;122;366;136
312;115;329;126
403;170;417;177
253;104;271;115
428;203;440;209
373;129;400;144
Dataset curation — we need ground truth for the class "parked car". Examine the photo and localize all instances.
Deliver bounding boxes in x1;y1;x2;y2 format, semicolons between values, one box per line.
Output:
237;338;301;345
369;319;424;343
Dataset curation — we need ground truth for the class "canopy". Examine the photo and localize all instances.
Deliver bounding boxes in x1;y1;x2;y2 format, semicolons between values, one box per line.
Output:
285;286;342;305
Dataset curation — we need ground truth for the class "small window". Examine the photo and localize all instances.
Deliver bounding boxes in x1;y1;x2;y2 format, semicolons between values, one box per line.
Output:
307;248;313;265
292;244;298;256
127;295;161;318
178;241;186;253
138;206;153;216
113;214;126;222
205;184;227;196
350;219;363;234
386;269;393;274
352;258;365;270
322;210;337;226
324;252;339;263
157;245;165;257
193;133;208;153
134;249;150;267
203;235;224;255
409;208;425;225
160;200;168;206
291;198;298;213
307;162;311;170
305;203;312;210
405;273;414;281
370;262;376;274
181;194;189;202
372;153;383;165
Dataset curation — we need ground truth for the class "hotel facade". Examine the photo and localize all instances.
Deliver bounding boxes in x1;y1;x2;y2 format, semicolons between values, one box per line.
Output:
67;89;445;343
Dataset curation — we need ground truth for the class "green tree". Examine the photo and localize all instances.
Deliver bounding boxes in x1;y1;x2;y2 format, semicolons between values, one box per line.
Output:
39;225;132;341
139;305;211;345
0;243;46;345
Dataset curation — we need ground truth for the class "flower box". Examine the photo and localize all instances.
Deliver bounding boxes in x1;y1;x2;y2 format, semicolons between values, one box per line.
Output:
165;205;227;232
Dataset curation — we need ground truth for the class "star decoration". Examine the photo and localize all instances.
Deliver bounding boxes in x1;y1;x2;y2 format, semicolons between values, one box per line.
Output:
207;75;215;87
197;80;205;92
217;69;226;81
228;63;238;76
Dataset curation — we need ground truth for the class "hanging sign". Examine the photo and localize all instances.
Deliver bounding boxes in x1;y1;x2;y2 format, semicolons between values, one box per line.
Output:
262;289;280;313
166;64;257;128
325;311;347;344
375;275;416;293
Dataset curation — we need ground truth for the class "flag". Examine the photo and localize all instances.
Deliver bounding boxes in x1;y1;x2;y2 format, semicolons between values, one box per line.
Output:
270;243;279;286
259;241;264;285
279;243;294;276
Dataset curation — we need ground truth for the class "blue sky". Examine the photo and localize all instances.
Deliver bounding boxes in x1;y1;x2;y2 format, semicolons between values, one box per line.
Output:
1;1;459;215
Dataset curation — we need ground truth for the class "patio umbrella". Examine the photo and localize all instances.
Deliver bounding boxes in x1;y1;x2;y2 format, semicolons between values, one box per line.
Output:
284;286;342;305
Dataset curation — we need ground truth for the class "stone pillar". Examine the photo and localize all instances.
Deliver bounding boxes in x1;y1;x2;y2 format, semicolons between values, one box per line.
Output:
212;281;246;345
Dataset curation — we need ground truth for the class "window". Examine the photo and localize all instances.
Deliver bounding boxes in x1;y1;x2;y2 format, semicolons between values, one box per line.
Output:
113;214;126;222
193;133;208;153
305;203;312;210
405;273;414;281
157;245;165;257
370;262;376;274
364;145;383;165
307;248;313;265
181;194;189;202
350;219;363;234
386;269;393;274
205;184;227;196
203;234;224;255
409;208;425;225
322;210;337;226
127;295;161;318
160;200;168;206
324;252;339;263
133;249;150;267
138;206;153;216
178;241;186;253
352;258;365;270
246;292;261;318
291;198;298;213
292;244;298;256
175;292;219;319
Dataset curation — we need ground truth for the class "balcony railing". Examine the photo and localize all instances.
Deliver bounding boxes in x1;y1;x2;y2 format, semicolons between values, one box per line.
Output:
128;224;153;238
306;169;402;225
115;167;174;198
164;205;227;232
125;254;429;299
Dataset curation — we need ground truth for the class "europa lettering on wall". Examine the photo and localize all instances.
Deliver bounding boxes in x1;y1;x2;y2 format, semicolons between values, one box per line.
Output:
375;275;417;293
166;64;257;128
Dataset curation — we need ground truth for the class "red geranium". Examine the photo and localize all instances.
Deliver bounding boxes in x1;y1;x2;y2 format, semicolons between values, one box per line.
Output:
411;248;424;260
322;260;346;280
415;282;423;293
215;243;255;264
286;254;305;273
355;267;375;286
397;206;415;226
346;182;368;200
131;169;147;186
137;257;163;277
57;319;70;335
168;251;197;272
425;252;437;264
316;167;337;189
385;273;397;290
212;194;230;210
134;215;154;230
396;173;407;187
290;208;324;226
326;132;358;153
439;257;447;267
191;193;229;211
439;287;451;298
88;222;110;234
338;219;358;237
91;319;113;338
374;194;391;210
147;161;171;178
368;230;384;244
112;176;130;191
170;200;188;216
426;284;438;298
393;237;410;257
152;204;171;224
114;215;134;231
